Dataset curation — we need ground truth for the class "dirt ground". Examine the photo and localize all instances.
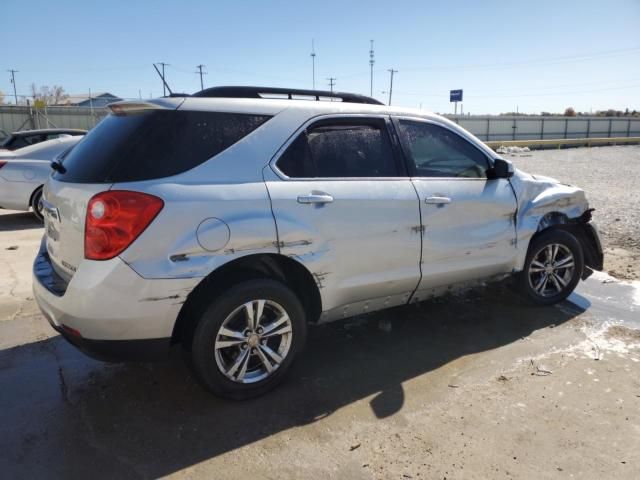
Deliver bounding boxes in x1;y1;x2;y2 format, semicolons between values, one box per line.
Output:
1;147;639;479
508;145;640;280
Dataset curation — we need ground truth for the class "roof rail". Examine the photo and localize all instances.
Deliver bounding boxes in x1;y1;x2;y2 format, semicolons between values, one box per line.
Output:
191;86;384;105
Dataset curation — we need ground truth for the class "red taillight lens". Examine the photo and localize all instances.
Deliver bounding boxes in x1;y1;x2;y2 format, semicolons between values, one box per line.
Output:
0;161;7;169
85;190;164;260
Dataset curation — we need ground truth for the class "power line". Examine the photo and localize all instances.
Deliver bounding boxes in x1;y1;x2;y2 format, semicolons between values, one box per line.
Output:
152;63;172;96
399;47;640;72
369;40;375;97
327;77;336;93
155;62;170;96
387;69;397;106
391;83;640;100
195;64;207;90
7;69;18;105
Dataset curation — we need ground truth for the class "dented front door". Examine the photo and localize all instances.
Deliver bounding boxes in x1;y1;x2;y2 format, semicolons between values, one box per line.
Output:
413;177;518;290
391;116;518;292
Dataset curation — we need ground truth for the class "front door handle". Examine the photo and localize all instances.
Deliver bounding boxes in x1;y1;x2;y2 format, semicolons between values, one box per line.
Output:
425;196;451;205
297;193;334;204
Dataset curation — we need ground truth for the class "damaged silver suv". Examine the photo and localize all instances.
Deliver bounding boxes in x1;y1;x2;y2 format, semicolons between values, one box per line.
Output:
33;86;603;399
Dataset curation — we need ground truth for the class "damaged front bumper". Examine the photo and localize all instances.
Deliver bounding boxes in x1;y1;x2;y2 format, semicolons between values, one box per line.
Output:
574;210;604;279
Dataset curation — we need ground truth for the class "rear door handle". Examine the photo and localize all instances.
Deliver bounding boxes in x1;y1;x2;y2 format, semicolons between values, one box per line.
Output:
297;193;334;204
425;196;451;205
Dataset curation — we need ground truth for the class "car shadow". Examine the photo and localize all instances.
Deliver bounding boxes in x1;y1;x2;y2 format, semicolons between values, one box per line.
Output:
0;211;43;231
0;284;585;478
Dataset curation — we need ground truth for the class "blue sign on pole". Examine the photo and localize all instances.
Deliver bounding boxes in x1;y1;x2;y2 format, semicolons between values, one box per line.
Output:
450;89;463;102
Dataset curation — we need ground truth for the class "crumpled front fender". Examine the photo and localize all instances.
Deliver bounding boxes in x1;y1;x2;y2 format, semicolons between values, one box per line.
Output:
510;169;592;271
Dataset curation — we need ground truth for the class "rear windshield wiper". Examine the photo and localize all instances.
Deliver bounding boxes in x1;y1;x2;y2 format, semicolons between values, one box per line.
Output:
50;159;66;174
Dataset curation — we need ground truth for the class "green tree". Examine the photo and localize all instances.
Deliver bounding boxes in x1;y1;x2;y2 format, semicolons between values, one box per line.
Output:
563;107;576;117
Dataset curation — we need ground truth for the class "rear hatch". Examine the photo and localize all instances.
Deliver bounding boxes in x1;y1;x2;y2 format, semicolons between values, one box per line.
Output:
43;180;111;281
44;99;272;280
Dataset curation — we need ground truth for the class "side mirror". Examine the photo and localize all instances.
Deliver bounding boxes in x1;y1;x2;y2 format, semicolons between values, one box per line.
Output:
490;158;514;179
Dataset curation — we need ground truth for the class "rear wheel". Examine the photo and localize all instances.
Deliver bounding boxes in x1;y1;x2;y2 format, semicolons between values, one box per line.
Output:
190;279;306;399
517;229;584;305
31;187;44;222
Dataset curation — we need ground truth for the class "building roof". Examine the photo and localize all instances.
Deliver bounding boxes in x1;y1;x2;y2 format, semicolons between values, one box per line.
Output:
61;92;121;105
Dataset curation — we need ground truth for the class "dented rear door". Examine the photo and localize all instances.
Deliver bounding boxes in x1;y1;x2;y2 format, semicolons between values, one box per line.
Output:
265;116;422;318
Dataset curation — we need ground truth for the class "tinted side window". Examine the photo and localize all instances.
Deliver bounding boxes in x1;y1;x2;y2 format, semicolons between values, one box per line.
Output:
277;121;398;178
54;111;271;183
397;120;489;178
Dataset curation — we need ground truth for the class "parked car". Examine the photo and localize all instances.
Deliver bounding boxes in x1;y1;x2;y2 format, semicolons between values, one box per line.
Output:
0;128;86;151
32;86;603;399
0;136;83;220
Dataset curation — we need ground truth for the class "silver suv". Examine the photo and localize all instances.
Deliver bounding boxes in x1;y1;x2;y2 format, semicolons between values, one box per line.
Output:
33;86;603;399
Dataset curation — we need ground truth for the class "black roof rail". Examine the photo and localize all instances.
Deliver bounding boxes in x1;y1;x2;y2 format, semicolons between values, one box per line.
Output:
191;86;384;105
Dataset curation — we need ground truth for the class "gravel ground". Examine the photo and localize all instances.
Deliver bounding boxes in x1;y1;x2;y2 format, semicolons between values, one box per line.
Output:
506;145;640;279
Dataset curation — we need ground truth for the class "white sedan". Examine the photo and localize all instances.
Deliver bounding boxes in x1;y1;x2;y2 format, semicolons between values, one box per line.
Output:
0;135;83;221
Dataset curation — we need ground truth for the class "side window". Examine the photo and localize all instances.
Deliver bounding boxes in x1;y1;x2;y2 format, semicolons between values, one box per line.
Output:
8;137;29;149
277;120;399;178
397;120;489;178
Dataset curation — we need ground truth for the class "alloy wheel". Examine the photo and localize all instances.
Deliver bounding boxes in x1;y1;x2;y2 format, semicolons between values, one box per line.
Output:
528;243;576;298
214;299;293;383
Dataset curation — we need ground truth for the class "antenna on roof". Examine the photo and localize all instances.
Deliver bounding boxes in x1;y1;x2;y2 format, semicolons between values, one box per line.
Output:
152;63;173;96
310;39;316;90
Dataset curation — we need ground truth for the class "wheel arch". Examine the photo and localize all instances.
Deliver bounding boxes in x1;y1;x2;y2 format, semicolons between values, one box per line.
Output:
29;184;44;208
171;253;322;350
531;209;602;276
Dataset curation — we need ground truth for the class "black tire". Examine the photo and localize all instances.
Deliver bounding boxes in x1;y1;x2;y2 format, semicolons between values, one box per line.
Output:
517;228;584;305
190;279;306;399
31;187;44;222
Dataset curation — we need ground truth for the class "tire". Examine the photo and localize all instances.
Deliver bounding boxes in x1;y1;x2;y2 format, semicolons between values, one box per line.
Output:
517;228;584;305
190;279;307;399
31;187;44;222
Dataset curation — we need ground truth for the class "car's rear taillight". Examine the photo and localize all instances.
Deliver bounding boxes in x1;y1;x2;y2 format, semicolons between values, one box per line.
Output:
85;190;164;260
0;161;7;169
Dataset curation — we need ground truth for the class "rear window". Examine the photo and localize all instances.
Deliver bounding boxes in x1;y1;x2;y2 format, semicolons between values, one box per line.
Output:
54;110;271;183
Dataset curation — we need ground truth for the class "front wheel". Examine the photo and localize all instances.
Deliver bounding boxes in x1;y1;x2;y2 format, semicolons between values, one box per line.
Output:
31;187;44;222
517;229;584;305
190;279;307;399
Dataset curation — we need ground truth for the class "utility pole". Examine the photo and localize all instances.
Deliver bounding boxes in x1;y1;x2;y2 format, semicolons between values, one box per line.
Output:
195;64;207;90
7;69;18;105
369;40;375;97
387;68;397;106
327;77;336;93
155;62;170;96
311;39;316;89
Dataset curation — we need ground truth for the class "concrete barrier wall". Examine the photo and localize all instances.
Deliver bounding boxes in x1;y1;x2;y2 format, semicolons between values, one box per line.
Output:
1;105;639;142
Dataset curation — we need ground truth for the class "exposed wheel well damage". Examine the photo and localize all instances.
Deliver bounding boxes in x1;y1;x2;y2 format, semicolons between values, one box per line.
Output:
171;253;322;350
533;209;603;278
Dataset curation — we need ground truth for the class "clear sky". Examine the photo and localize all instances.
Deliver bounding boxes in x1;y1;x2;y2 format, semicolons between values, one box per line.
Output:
1;0;639;114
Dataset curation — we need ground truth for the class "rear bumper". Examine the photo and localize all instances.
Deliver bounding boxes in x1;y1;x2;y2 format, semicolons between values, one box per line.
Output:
51;323;171;362
33;238;199;361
